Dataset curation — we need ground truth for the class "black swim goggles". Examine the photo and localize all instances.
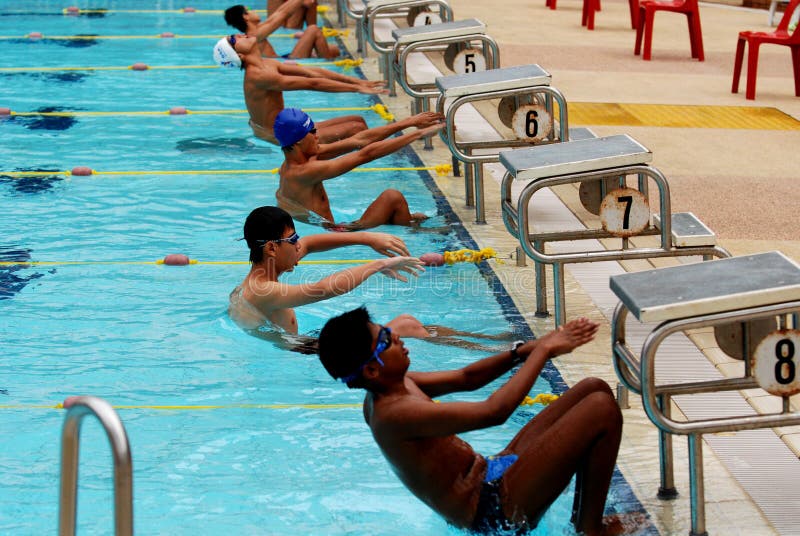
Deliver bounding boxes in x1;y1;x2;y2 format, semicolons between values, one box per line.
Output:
340;325;392;384
254;232;300;246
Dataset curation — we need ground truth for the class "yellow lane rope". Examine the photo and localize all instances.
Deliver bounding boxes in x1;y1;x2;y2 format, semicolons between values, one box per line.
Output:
2;100;383;119
0;59;363;72
0;163;454;178
5;33;314;40
0;260;374;266
49;6;331;15
0;394;556;411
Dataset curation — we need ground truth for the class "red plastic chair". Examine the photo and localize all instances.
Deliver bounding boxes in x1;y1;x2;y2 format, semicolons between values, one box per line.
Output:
634;0;704;61
732;0;800;100
581;0;638;30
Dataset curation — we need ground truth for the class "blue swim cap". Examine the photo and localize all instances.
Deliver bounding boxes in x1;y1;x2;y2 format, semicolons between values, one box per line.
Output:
273;108;315;148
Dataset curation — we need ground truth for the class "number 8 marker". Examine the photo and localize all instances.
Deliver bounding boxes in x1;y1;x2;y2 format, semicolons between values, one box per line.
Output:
753;330;800;396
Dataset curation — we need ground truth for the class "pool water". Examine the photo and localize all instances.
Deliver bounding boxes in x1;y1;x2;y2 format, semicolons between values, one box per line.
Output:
0;2;652;534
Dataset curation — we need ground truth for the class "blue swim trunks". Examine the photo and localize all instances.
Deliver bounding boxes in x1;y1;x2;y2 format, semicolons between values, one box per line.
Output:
471;454;529;535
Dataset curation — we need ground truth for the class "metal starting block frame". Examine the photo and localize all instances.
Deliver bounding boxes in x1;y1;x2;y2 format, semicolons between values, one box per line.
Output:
435;64;569;223
390;19;498;118
499;134;730;325
610;251;800;536
362;0;453;59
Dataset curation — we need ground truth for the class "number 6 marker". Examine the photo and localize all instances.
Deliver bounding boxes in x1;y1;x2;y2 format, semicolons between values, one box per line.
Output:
511;104;551;142
753;330;800;396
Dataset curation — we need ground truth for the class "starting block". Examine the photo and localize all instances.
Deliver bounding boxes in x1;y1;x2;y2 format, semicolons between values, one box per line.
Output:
362;0;453;62
390;18;499;119
610;251;800;536
499;134;729;325
435;64;570;223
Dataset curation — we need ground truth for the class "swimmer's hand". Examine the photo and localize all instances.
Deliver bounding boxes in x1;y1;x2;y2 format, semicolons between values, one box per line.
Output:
410;111;445;129
377;256;425;282
417;123;446;138
358;80;389;95
533;317;599;359
364;232;410;257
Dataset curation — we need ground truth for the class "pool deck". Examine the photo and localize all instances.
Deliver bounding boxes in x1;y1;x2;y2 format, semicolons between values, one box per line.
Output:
332;0;800;534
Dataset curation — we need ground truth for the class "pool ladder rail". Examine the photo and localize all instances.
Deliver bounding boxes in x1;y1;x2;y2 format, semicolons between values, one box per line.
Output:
59;396;133;536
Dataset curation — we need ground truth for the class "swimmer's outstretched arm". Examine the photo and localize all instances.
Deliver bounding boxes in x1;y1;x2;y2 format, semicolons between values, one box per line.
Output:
263;67;381;95
276;62;386;92
318;112;444;160
300;232;409;257
395;319;599;437
286;123;446;185
248;256;424;309
409;319;599;398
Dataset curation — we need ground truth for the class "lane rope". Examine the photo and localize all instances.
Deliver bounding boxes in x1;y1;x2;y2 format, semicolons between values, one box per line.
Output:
0;394;557;411
0;58;364;72
1;101;381;118
5;33;320;40
0;259;374;267
0;163;454;178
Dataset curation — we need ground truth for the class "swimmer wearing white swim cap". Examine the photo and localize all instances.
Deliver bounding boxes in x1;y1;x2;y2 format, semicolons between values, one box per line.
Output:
211;32;387;146
213;35;242;69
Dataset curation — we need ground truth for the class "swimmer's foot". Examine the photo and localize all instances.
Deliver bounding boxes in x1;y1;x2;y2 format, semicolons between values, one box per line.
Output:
581;513;651;536
410;212;429;223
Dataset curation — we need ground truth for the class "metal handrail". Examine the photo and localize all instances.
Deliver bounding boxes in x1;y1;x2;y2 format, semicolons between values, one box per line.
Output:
59;396;133;536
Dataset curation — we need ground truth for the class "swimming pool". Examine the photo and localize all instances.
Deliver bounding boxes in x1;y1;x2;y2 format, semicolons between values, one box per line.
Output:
0;2;652;534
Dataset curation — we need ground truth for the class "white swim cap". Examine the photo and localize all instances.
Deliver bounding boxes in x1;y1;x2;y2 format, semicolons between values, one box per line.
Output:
213;36;241;68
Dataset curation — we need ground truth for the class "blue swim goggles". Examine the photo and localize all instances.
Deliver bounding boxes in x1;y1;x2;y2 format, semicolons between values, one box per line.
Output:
340;325;391;384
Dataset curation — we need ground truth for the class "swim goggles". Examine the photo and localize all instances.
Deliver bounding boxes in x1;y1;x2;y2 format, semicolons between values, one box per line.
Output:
340;325;392;384
254;232;300;246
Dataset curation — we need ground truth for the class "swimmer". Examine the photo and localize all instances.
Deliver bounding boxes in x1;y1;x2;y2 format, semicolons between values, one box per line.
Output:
274;108;445;230
319;308;649;535
224;2;340;60
267;0;317;30
229;206;512;351
213;34;386;145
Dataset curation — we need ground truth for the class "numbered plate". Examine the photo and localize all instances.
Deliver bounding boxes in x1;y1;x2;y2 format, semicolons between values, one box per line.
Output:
413;11;442;26
511;104;551;142
599;187;649;237
452;50;486;74
752;330;800;396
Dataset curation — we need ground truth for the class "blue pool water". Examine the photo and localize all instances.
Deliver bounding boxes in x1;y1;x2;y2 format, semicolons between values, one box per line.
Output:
0;2;652;534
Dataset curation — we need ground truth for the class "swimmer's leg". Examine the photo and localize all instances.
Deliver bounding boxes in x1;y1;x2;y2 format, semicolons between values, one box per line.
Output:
302;0;318;27
386;314;431;338
289;25;320;58
497;377;625;535
355;189;420;228
424;326;516;341
317;115;368;144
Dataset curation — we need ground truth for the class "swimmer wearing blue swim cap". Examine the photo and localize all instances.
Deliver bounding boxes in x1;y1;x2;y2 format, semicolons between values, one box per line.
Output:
273;108;315;148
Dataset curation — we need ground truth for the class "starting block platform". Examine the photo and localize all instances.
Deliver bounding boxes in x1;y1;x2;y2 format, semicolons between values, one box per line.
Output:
435;64;570;223
390;18;499;151
499;134;729;325
610;251;800;536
